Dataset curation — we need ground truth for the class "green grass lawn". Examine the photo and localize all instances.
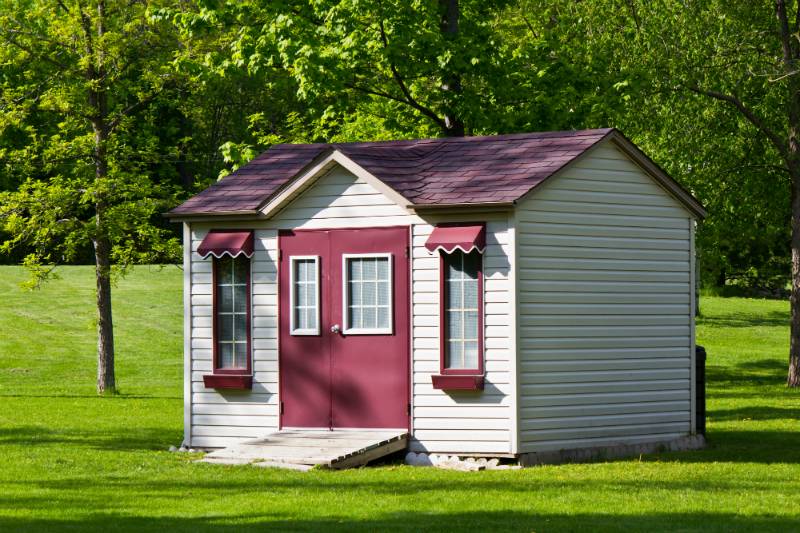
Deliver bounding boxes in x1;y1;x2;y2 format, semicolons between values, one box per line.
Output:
0;266;799;532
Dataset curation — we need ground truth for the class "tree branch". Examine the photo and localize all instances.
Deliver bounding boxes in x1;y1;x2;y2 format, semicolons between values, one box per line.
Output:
107;82;176;132
687;83;793;168
374;4;446;131
0;30;73;71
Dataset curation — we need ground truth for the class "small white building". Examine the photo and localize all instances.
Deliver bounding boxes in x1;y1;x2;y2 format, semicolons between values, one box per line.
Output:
167;128;706;457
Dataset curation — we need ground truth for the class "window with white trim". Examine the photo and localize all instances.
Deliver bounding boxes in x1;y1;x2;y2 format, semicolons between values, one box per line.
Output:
343;254;393;334
290;256;320;335
443;249;482;372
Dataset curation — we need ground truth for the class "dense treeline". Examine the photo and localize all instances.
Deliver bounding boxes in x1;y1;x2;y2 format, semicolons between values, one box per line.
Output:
2;0;798;390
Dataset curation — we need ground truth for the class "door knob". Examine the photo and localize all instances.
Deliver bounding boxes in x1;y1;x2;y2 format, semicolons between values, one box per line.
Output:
331;324;340;333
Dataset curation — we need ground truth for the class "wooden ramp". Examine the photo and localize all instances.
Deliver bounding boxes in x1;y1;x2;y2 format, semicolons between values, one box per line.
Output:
198;430;408;471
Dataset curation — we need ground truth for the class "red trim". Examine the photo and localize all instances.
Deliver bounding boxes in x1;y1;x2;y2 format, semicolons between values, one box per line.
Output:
212;254;252;376
277;230;283;430
438;246;484;377
203;374;253;389
432;374;485;390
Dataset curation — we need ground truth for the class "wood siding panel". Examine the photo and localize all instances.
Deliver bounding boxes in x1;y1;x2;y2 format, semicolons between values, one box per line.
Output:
516;141;694;453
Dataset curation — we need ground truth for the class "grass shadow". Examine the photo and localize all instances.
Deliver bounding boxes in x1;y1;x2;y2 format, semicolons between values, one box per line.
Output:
0;510;797;533
0;425;181;452
698;310;789;328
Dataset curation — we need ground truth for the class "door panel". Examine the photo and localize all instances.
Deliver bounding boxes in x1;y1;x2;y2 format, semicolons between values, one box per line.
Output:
330;227;409;429
279;227;410;430
278;230;330;429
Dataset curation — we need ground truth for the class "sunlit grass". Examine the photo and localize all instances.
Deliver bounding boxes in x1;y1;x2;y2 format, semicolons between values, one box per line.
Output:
0;266;798;532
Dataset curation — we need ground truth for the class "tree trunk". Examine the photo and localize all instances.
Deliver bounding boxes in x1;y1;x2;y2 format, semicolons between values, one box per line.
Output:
94;234;115;394
777;1;800;387
439;0;464;137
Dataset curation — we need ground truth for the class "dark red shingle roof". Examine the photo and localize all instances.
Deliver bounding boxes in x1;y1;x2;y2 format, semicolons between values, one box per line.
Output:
169;128;613;215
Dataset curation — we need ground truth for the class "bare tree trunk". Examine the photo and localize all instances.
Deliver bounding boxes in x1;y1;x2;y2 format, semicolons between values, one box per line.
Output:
94;234;115;394
439;0;464;137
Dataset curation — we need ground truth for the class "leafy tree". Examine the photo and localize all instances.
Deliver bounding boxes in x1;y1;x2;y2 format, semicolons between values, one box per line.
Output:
0;0;186;393
589;0;800;386
169;0;640;139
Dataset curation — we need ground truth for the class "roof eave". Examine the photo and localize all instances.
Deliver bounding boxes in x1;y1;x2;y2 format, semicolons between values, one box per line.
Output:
164;209;261;223
410;201;515;214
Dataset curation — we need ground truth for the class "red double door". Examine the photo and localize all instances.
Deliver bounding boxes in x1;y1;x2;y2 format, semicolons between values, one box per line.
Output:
278;227;410;430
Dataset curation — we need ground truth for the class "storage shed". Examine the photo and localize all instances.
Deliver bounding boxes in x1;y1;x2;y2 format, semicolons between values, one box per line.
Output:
167;128;707;458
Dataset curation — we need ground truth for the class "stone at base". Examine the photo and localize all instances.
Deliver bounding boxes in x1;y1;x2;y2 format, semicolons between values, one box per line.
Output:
410;453;434;467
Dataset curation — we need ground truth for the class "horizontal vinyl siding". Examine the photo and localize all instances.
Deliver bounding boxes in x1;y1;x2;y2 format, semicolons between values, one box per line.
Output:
187;226;279;448
188;166;512;453
409;219;511;454
516;142;693;452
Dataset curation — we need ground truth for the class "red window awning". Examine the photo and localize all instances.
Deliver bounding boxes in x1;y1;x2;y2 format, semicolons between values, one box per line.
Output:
197;230;255;259
424;223;486;254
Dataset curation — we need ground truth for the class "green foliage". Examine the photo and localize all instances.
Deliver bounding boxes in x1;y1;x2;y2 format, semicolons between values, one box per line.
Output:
169;0;642;138
0;0;187;281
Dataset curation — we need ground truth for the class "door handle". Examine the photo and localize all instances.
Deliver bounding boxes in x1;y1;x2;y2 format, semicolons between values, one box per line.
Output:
331;324;340;333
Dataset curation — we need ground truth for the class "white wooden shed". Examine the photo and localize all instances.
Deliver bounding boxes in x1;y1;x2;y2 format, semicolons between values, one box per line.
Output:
167;128;706;457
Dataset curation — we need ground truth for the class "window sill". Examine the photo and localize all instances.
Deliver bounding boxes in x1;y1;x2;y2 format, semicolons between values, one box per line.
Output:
203;375;253;390
431;375;484;390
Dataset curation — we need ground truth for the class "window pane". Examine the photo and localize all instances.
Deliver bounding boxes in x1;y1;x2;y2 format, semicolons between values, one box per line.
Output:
306;307;317;330
349;259;361;281
218;286;233;313
306;280;316;306
349;307;362;329
447;255;462;280
447;341;463;369
295;307;306;330
463;251;480;280
377;281;390;306
448;281;462;309
464;341;479;369
234;285;247;313
219;315;233;342
363;307;377;329
218;257;233;284
447;310;463;339
350;282;361;305
464;279;479;309
377;258;389;281
234;343;248;369
362;259;376;281
362;281;376;306
465;310;479;340
218;343;233;369
377;307;389;328
297;282;307;308
233;255;248;283
234;314;247;342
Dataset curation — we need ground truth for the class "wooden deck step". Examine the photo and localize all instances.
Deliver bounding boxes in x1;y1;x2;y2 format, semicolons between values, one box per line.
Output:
202;430;408;470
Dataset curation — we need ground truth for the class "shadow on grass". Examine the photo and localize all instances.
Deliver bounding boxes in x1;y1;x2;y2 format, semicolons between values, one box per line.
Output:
706;358;792;390
0;510;797;533
698;310;789;328
0;425;181;452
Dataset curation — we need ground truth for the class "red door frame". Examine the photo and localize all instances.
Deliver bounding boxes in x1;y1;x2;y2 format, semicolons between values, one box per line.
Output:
277;226;411;432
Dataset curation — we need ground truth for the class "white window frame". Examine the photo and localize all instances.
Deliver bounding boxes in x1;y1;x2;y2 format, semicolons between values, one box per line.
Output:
289;255;321;336
342;253;394;335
